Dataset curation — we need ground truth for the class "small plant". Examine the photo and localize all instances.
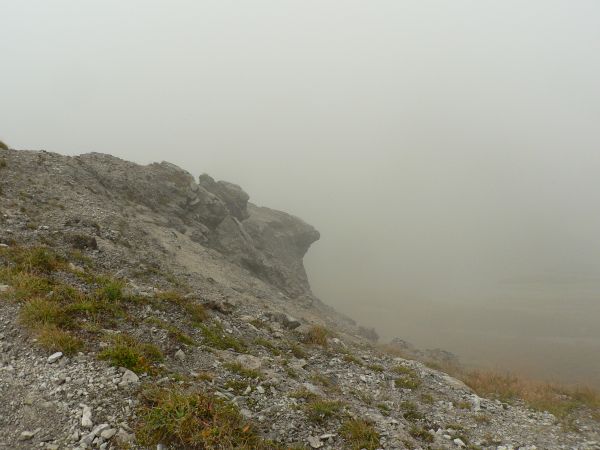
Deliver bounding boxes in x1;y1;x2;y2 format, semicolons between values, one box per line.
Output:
199;324;247;353
342;353;363;366
408;425;434;443
393;365;421;390
377;402;392;415
340;419;380;450
136;387;278;449
401;401;424;422
99;334;163;374
36;325;84;355
224;362;263;379
19;298;71;329
289;388;318;401
367;363;384;372
420;392;435;404
305;398;344;423
0;158;6;168
97;279;124;302
289;342;308;359
0;140;7;150
155;291;208;323
254;337;281;355
304;325;330;347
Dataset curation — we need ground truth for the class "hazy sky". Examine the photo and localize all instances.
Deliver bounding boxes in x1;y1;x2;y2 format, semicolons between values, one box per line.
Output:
3;1;600;380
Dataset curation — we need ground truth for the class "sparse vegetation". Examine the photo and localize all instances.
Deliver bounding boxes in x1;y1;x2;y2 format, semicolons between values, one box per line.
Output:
99;334;163;374
199;323;247;353
401;400;424;422
409;425;434;443
36;324;84;355
224;362;263;379
304;325;330;347
136;386;279;449
340;419;380;450
393;365;421;390
304;398;344;423
461;369;600;423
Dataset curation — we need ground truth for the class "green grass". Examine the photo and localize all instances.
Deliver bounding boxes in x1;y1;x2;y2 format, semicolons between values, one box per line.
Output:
224;362;263;379
96;278;124;302
99;334;163;374
401;401;424;422
155;291;208;324
36;324;84;355
254;337;281;355
409;425;434;443
200;324;247;353
19;298;72;329
136;387;280;449
393;365;421;390
304;398;344;424
342;353;363;366
340;419;380;450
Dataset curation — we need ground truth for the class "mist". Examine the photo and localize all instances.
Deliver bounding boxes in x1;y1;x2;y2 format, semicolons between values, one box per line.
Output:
2;1;600;385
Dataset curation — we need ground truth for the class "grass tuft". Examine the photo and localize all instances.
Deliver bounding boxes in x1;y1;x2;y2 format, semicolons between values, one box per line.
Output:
304;325;330;347
99;334;163;374
305;398;344;423
136;387;279;449
340;419;380;450
36;325;84;355
200;324;247;353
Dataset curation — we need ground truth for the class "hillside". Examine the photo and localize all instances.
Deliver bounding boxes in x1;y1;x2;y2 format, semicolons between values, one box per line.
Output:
0;147;598;450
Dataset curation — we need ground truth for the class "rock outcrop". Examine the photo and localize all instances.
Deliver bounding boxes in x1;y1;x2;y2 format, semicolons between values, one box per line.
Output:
6;151;319;297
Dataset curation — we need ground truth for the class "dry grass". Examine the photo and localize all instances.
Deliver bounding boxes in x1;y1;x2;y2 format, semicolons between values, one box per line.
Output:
304;325;330;347
462;369;600;422
340;419;380;450
36;324;84;355
379;340;600;424
136;386;280;449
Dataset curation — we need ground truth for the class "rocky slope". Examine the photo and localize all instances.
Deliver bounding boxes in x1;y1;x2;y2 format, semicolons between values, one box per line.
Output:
0;147;598;450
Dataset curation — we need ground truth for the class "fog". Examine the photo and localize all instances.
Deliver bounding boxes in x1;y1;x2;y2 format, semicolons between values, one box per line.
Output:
2;1;600;385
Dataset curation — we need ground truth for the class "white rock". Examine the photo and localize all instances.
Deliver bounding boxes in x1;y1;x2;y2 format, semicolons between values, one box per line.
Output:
454;438;466;447
81;405;93;428
307;435;323;448
175;349;186;361
256;385;265;394
0;284;10;293
47;352;63;363
18;431;34;441
100;428;118;440
119;369;140;387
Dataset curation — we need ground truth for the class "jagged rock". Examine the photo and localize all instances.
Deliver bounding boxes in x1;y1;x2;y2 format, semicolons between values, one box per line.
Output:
175;349;186;361
268;312;302;330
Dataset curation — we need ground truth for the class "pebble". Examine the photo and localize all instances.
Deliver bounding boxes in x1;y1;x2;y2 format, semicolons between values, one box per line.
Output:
175;349;186;361
18;431;34;441
47;352;63;364
81;405;93;428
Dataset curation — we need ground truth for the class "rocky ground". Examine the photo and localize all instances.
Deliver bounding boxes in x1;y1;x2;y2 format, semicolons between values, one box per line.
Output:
0;147;598;449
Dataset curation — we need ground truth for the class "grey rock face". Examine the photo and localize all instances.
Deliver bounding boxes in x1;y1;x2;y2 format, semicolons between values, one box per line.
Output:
37;152;319;297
